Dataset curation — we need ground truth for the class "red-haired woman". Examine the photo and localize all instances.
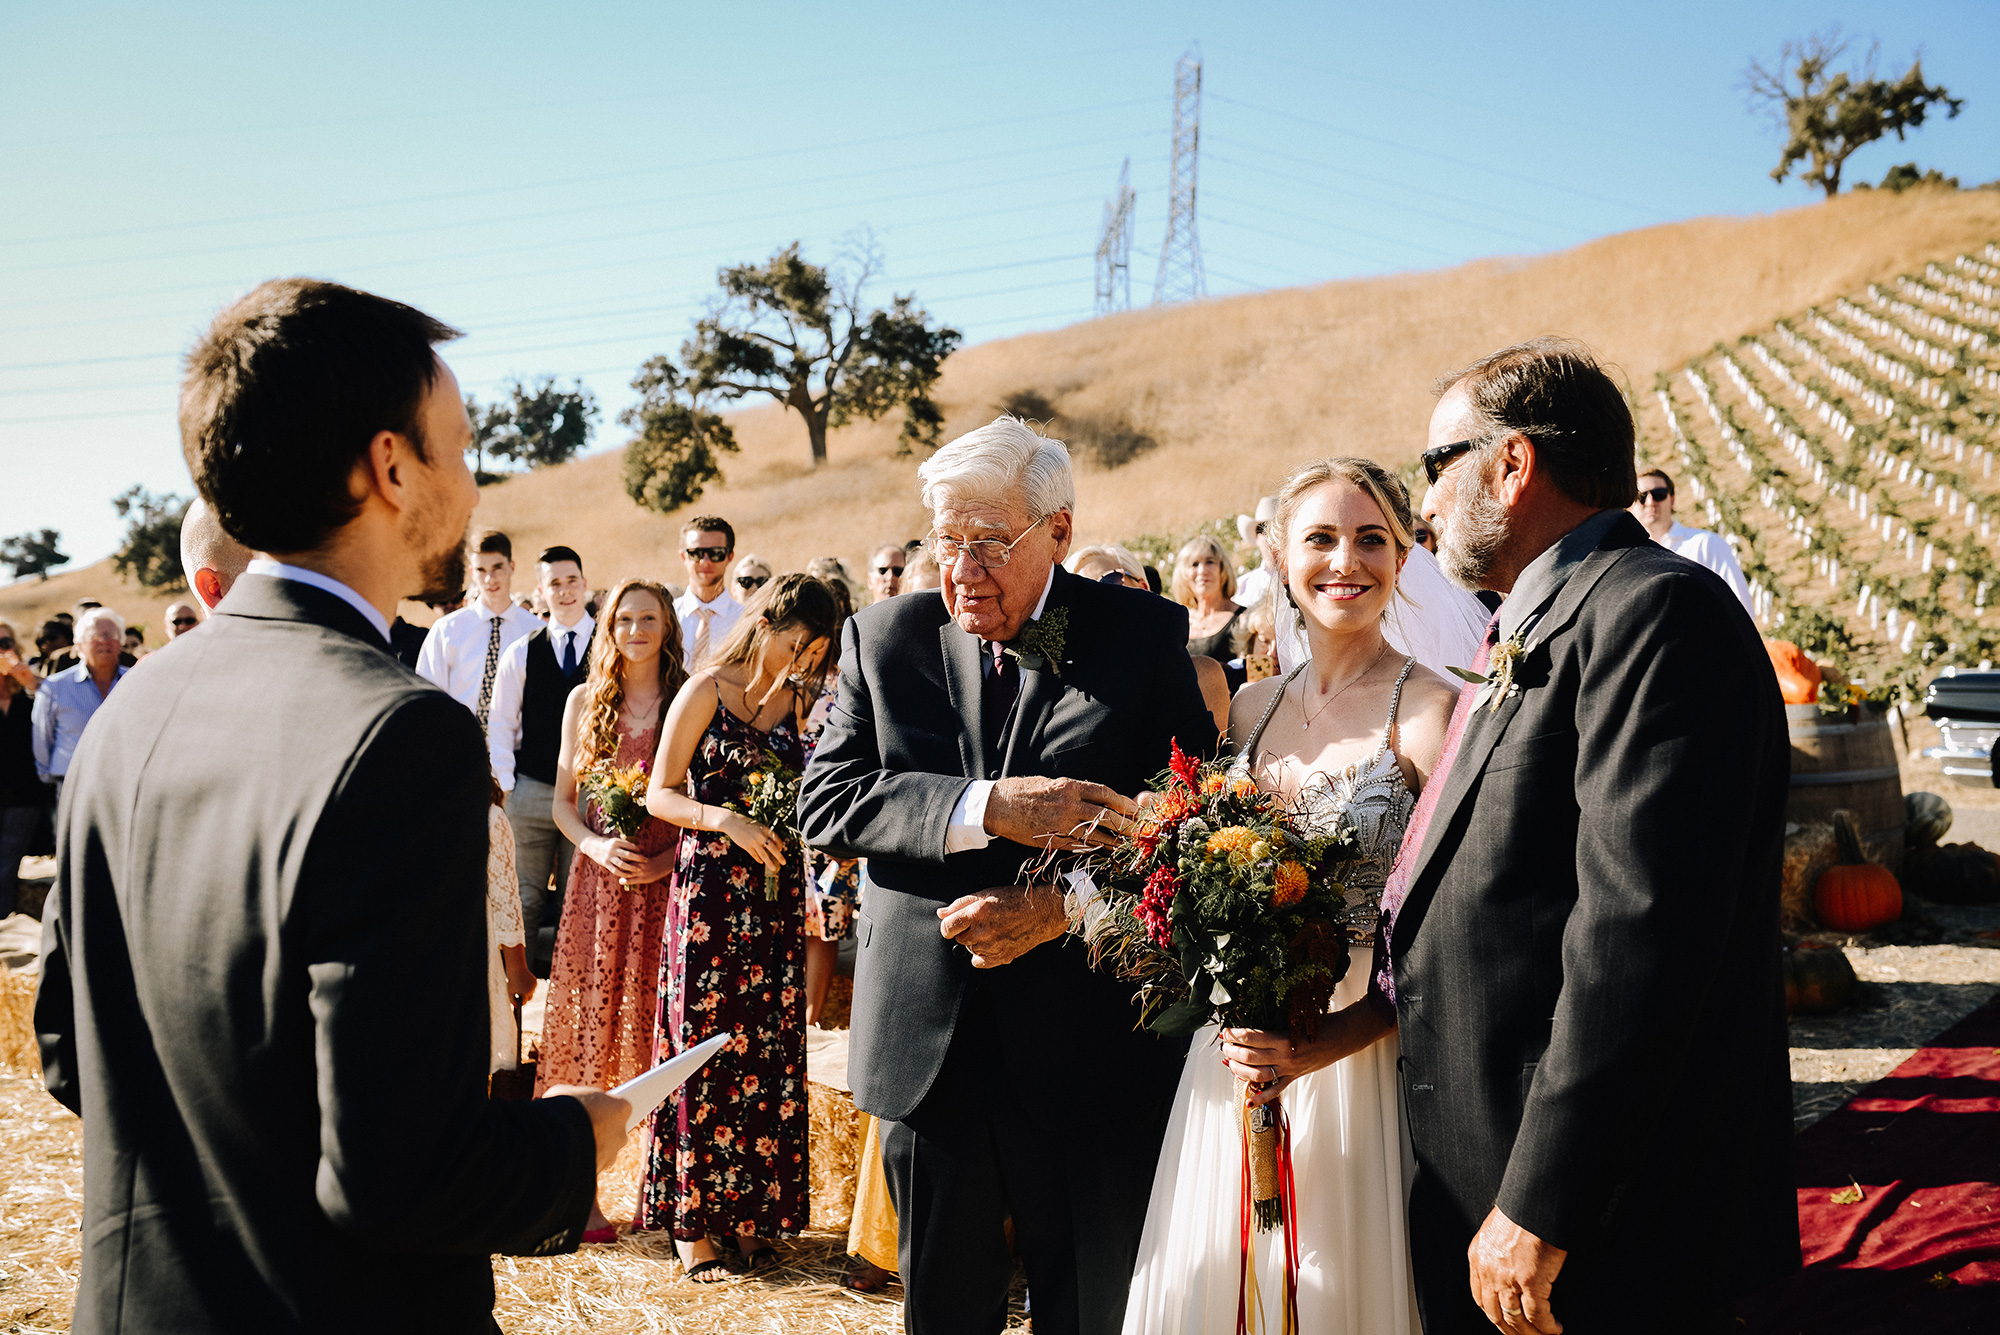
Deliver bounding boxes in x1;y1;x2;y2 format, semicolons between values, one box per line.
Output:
537;578;688;1241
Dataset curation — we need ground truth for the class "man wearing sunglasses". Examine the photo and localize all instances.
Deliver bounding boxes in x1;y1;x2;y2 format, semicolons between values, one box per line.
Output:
1628;469;1753;614
674;515;741;670
866;541;908;603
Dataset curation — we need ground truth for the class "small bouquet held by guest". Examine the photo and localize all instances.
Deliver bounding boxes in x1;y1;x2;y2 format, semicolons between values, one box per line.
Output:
578;759;653;888
1075;741;1352;1329
729;750;804;900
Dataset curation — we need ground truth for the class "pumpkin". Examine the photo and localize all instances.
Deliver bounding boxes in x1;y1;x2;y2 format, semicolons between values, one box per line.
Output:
1782;943;1857;1014
1905;791;1953;847
1764;639;1823;704
1812;810;1903;932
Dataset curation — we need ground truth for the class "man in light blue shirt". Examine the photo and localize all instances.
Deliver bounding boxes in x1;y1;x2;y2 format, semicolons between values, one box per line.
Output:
32;606;129;791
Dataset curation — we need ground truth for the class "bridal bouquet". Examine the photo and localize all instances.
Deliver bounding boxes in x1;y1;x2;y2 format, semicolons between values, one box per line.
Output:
1083;741;1354;1225
578;759;654;889
729;750;803;901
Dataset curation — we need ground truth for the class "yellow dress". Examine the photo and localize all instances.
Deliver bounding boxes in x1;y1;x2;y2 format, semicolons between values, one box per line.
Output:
847;1112;899;1272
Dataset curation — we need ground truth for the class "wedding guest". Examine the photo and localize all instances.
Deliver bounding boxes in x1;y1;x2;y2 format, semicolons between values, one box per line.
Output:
1228;594;1279;684
163;601;202;641
1387;337;1795;1334
639;573;839;1280
485;774;534;1077
123;626;146;657
866;542;907;602
900;545;941;593
675;516;741;671
32;607;129;796
540;579;688;1241
487;545;595;972
36;276;619;1333
1066;543;1148;589
0;622;42;917
1175;535;1242;662
799;576;856;1027
179;495;252;612
31;619;74;677
1630;467;1754;614
808;555;861;610
731;553;773;603
1232;495;1279;608
415;529;541;727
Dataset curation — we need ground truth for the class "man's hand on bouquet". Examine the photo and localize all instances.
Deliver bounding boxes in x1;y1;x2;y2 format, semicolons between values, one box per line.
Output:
983;777;1139;851
717;812;786;870
544;1085;631;1173
937;884;1066;967
1469;1205;1566;1335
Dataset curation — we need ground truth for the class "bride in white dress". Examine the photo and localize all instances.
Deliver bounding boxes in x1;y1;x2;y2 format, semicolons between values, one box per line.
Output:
1122;458;1461;1335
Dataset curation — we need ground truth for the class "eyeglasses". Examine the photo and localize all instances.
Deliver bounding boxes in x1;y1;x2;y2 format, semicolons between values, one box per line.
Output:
684;546;731;564
926;514;1048;570
1421;439;1478;485
735;575;769;590
873;564;904;577
1635;486;1672;504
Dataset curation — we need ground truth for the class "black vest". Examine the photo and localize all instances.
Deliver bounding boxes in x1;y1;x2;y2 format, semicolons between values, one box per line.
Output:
516;624;592;785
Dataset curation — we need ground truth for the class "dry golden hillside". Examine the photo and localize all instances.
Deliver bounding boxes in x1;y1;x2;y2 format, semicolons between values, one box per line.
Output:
10;187;2000;640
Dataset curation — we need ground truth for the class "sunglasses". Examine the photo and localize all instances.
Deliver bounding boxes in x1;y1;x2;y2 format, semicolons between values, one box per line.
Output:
874;564;904;576
1635;486;1672;504
171;616;199;628
0;638;13;652
735;575;769;590
1421;439;1478;485
684;546;732;563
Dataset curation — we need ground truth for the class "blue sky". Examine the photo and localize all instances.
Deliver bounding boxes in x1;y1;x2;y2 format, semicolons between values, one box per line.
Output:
4;1;1996;565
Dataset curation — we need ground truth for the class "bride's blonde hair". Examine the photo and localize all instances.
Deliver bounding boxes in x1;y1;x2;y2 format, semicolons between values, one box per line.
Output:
1272;457;1418;624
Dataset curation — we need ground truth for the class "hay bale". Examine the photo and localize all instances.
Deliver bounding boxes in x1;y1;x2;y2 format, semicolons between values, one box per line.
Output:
807;1079;861;1233
1782;822;1837;930
818;974;853;1030
0;967;38;1075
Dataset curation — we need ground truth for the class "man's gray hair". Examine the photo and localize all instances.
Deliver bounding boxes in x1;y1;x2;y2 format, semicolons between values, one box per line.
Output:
917;416;1075;521
78;606;126;638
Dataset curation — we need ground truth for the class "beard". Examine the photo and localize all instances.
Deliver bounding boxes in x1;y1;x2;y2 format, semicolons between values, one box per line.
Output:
1437;468;1511;591
409;508;469;604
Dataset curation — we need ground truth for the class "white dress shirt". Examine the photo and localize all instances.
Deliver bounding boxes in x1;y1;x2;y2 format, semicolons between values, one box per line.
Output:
1657;521;1754;614
244;559;392;642
486;611;595;791
942;566;1055;855
414;597;544;712
673;587;743;671
31;662;128;783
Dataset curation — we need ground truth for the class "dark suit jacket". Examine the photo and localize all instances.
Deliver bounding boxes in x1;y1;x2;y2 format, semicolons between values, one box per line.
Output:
797;567;1217;1125
34;575;597;1335
1391;514;1799;1330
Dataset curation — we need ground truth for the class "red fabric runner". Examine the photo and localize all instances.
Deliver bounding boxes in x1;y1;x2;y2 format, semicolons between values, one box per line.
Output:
1740;993;2000;1333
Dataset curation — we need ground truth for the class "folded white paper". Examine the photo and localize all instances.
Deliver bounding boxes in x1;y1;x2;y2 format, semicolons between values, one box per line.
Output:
609;1032;733;1132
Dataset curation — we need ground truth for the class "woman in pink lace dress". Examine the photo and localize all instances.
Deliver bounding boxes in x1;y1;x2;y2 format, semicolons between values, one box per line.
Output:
536;578;688;1239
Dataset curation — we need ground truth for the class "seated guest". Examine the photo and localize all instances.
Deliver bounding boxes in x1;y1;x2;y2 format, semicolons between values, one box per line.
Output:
540;579;687;1241
31;620;75;677
1630;467;1754;614
900;545;941;593
488;546;595;973
415;529;541;728
31;607;129;796
1229;595;1279;685
163;601;202;641
730;553;772;603
179;495;254;613
34;276;620;1333
0;621;42;917
864;542;906;602
674;516;741;670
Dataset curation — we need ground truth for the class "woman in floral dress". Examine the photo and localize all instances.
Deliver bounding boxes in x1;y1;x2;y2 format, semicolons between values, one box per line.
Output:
537;579;687;1239
640;573;841;1281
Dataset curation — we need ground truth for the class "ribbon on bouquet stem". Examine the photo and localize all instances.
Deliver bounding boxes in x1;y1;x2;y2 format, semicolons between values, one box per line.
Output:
1235;1082;1300;1335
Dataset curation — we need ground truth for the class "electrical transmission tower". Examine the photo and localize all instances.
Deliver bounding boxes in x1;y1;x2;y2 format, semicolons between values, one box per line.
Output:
1094;158;1135;315
1153;45;1205;305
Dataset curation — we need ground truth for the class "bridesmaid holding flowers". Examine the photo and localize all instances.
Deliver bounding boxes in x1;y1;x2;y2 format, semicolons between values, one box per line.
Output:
537;578;688;1241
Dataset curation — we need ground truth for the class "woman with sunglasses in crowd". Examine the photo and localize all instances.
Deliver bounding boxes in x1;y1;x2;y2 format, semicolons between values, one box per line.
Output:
730;554;772;604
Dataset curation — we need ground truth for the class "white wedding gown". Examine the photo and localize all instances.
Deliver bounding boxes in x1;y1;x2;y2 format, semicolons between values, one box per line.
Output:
1122;661;1423;1335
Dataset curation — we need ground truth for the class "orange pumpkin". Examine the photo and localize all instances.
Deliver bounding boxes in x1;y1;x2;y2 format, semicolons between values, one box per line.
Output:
1812;811;1902;932
1764;639;1823;705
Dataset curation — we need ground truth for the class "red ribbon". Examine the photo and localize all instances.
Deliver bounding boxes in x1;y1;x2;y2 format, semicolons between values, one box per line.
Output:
1236;1090;1302;1335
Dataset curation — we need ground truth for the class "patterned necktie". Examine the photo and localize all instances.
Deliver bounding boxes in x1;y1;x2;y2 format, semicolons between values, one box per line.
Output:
475;614;503;729
560;629;576;676
690;606;715;670
1371;612;1501;1002
982;639;1020;765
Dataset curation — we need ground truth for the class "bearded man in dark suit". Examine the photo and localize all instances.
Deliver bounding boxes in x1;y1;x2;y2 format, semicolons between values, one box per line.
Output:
1377;338;1798;1335
34;278;627;1334
797;416;1217;1335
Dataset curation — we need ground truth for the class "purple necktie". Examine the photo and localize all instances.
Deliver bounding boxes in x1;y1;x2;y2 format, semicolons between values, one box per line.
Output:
982;639;1019;764
1372;612;1501;1004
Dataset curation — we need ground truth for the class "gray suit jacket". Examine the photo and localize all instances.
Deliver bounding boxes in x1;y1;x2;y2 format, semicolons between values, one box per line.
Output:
35;575;597;1334
797;567;1217;1124
1390;514;1798;1330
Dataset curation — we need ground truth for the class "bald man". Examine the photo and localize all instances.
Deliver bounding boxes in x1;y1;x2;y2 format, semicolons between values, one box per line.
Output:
179;496;252;613
164;601;202;641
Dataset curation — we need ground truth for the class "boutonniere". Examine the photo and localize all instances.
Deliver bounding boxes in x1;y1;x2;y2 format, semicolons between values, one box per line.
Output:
1006;605;1071;677
1447;631;1528;713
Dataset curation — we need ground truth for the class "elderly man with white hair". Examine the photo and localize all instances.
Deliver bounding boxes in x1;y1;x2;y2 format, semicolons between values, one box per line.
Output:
31;606;130;796
799;416;1216;1335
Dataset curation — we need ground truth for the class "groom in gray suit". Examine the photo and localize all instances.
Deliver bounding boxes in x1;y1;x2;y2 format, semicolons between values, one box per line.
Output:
36;278;627;1334
798;417;1216;1335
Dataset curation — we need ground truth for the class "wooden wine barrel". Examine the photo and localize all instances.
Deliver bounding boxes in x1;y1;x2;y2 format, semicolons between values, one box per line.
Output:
1786;703;1905;869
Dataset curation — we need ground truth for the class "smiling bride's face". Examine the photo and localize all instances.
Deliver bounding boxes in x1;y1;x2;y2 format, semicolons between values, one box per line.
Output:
1282;480;1404;634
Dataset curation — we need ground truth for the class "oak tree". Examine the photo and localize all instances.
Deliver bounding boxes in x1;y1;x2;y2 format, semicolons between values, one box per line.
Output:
1747;29;1962;198
110;487;191;590
0;528;68;581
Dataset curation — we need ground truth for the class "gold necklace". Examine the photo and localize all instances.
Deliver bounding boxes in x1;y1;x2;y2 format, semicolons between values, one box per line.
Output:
1295;643;1387;732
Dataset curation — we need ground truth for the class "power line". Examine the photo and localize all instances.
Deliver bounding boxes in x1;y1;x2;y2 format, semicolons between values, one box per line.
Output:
1154;45;1206;305
1094;159;1136;315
